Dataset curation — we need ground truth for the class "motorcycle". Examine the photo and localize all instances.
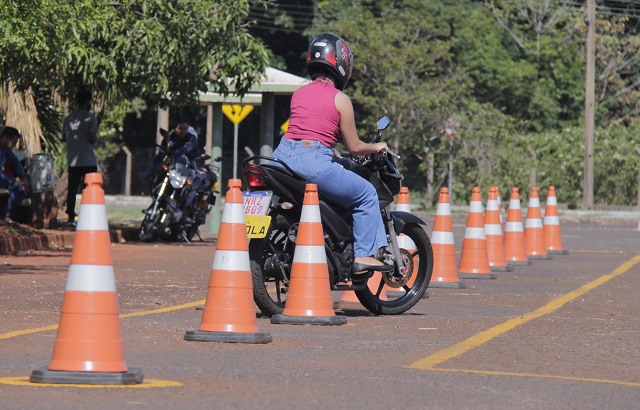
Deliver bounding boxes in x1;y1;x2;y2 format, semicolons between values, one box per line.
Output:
139;144;219;243
242;116;433;316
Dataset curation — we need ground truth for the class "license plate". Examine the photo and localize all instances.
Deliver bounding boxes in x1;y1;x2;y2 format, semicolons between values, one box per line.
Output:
245;215;271;238
243;191;272;216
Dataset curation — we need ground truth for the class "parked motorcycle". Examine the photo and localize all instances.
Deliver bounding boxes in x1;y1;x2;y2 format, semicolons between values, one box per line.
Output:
242;116;433;316
139;144;219;243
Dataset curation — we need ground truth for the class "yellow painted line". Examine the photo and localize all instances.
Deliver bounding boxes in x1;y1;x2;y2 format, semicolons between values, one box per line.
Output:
0;300;206;341
427;368;640;388
0;377;182;388
407;253;640;370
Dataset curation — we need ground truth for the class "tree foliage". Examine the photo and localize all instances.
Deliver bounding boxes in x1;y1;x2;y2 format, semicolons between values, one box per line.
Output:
0;0;269;106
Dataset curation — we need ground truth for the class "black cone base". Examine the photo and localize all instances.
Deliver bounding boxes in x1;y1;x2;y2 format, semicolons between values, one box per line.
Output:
547;250;569;255
528;255;553;260
184;330;272;344
506;260;533;266
386;291;431;298
458;272;497;279
29;366;143;385
428;281;466;289
270;314;347;325
490;265;515;272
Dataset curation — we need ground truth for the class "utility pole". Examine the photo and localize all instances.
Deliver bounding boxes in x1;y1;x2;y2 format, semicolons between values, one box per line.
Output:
583;0;596;209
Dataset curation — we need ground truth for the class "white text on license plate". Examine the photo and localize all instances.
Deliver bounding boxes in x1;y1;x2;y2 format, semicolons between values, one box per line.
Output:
242;191;272;216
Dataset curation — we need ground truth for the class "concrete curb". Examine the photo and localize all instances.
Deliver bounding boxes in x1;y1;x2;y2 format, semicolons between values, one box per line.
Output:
0;228;139;255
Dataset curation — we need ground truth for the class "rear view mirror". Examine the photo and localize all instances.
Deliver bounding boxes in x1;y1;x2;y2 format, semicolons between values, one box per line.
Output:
377;116;390;130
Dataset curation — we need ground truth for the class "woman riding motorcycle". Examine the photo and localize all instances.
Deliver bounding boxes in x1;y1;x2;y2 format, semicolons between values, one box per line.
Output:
271;33;393;273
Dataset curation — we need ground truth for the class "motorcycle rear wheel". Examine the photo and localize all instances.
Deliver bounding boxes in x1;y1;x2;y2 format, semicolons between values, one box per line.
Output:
355;223;433;315
249;210;296;317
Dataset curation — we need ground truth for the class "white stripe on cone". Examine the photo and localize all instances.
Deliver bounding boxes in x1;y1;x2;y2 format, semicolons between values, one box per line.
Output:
505;222;524;232
485;223;503;235
525;218;543;228
464;227;486;240
486;201;499;211
66;265;116;292
397;235;416;249
529;198;540;208
300;204;322;223
469;201;483;213
431;231;454;245
509;199;521;209
293;245;327;264
435;202;451;215
547;197;558;206
544;215;560;225
76;204;109;231
396;204;411;213
224;202;246;224
212;250;251;271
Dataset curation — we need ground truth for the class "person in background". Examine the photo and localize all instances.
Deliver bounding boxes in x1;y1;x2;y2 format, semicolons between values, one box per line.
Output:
156;117;200;166
0;127;28;222
62;89;99;227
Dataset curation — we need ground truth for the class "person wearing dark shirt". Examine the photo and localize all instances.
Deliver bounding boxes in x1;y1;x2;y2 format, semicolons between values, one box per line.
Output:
156;117;200;166
0;127;28;221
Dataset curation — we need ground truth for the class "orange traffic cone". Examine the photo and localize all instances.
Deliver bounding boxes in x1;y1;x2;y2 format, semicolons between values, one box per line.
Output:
544;186;569;255
525;187;552;260
271;184;346;325
396;187;411;213
30;173;143;385
386;187;430;298
496;187;504;224
429;188;465;288
485;187;513;272
334;272;388;309
185;179;272;343
458;187;496;279
504;188;532;266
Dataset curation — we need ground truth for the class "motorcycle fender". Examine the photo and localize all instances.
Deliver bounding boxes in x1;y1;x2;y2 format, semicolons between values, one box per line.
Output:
390;211;428;236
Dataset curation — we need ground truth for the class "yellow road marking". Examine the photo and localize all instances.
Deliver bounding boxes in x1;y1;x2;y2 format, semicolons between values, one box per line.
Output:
0;300;206;340
407;253;640;370
426;368;640;388
0;377;182;388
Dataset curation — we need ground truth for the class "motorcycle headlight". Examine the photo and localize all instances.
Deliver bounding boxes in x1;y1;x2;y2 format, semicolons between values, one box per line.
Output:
168;169;187;188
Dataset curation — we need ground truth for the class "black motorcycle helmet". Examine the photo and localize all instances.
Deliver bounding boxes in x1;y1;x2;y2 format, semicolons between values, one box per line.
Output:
306;33;353;90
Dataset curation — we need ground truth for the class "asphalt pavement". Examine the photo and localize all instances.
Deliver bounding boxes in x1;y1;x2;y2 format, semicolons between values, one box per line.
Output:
1;222;640;409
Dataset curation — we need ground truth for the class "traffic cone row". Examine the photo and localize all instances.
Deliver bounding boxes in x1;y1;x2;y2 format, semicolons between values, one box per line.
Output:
29;175;569;386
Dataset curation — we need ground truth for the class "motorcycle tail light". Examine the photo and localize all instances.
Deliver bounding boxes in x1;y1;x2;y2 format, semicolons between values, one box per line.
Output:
244;165;267;187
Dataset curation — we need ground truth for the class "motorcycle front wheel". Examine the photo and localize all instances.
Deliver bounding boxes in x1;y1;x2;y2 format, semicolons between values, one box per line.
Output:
139;200;173;242
355;223;433;315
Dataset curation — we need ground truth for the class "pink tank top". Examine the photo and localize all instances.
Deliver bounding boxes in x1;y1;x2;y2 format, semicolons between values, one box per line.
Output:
284;80;341;147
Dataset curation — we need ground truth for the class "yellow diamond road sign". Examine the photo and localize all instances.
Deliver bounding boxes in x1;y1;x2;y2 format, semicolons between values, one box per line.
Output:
222;104;254;125
281;118;290;133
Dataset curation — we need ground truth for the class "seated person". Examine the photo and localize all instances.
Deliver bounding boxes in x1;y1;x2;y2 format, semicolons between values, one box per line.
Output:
0;127;28;222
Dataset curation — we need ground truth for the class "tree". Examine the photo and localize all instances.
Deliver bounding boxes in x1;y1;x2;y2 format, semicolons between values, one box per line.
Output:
0;0;269;107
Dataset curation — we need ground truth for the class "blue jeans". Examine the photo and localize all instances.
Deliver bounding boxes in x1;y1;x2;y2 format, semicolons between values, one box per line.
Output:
272;138;388;258
0;178;28;218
